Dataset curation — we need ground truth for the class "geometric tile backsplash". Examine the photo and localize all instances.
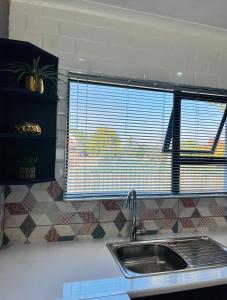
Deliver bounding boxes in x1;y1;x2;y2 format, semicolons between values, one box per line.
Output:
2;181;227;245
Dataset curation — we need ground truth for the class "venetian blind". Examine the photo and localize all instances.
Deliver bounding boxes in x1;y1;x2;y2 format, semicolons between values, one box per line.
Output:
65;78;173;200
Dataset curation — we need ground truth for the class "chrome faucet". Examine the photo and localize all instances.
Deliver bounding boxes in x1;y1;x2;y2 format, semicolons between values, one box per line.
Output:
125;189;139;241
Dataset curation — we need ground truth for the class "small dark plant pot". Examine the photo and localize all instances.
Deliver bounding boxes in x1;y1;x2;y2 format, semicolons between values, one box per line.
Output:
19;167;36;179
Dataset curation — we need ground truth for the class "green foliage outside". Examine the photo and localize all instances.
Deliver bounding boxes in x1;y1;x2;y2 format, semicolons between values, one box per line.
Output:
71;126;224;159
71;127;147;159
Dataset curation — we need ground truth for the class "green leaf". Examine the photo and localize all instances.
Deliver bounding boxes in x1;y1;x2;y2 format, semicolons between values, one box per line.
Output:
17;71;27;82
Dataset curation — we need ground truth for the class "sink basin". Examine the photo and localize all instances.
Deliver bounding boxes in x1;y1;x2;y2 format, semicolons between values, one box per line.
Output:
107;241;188;278
117;243;187;274
107;237;227;278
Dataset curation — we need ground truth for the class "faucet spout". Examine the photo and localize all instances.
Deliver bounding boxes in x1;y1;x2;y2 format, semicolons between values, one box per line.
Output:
125;189;138;241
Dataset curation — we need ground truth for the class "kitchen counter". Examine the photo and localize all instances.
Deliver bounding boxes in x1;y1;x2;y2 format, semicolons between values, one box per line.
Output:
1;232;227;300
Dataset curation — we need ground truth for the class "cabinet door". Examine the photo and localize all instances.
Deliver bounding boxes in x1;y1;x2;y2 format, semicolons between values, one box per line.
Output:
135;285;227;300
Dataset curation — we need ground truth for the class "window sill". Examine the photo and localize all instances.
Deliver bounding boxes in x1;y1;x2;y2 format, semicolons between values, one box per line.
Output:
64;192;227;201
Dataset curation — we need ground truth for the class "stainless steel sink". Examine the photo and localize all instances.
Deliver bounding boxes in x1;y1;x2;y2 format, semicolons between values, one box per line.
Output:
107;236;227;278
116;243;187;274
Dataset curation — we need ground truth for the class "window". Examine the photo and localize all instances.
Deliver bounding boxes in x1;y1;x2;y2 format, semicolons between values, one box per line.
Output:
65;75;227;200
165;92;227;194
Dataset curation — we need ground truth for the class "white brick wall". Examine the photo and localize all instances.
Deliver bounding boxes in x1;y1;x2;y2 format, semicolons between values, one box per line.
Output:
8;0;227;186
0;0;9;38
9;0;227;88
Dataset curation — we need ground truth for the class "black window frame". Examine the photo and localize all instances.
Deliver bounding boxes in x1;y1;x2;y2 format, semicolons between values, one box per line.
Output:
163;91;227;193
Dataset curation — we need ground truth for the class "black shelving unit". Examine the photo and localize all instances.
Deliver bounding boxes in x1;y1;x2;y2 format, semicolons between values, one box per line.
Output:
0;38;58;184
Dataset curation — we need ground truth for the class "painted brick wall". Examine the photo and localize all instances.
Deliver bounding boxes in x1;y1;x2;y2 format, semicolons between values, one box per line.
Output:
3;0;227;244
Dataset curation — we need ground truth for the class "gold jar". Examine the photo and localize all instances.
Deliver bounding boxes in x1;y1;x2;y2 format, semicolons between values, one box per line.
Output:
14;122;42;135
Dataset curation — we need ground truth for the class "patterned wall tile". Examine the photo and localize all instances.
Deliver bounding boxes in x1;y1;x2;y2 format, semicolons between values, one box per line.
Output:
193;217;217;231
138;198;178;220
31;201;50;214
72;201;99;213
178;216;227;233
115;221;131;238
78;211;98;223
100;200;130;222
45;202;64;224
72;223;98;240
54;225;75;241
21;191;37;213
178;218;196;233
19;215;36;239
3;180;227;245
14;222;128;242
57;212;76;224
179;197;227;218
114;211;127;231
47;181;63;201
69;223;81;237
5;203;27;215
5;213;27;228
92;224;106;239
8;185;28;191
137;200;162;220
30;213;52;226
197;198;218;216
101;221;120;238
179;198;201;217
45;226;60;242
56;201;76;213
28;226;51;243
30;182;52;191
207;197;227;216
142;219;178;234
30;190;54;202
5;190;28;203
4;228;27;244
160;219;178;234
141;219;159;235
179;217;195;228
2;233;10;247
71;201;100;224
214;216;227;227
4;186;11;199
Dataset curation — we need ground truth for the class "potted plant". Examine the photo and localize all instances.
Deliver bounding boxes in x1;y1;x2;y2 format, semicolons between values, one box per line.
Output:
18;153;38;179
2;56;65;94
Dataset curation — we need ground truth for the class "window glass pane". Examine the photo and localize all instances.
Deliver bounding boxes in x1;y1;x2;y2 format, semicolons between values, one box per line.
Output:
181;99;226;155
180;165;226;193
66;81;173;199
179;98;227;193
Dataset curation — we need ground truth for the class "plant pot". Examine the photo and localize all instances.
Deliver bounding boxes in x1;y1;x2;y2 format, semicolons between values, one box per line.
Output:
25;75;44;94
19;167;36;179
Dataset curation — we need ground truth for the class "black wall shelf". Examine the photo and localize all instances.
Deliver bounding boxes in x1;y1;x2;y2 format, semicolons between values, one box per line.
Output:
0;38;59;184
0;134;56;140
2;178;56;185
0;87;57;104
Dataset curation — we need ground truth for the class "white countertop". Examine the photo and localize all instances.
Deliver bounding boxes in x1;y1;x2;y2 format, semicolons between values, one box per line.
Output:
2;232;227;300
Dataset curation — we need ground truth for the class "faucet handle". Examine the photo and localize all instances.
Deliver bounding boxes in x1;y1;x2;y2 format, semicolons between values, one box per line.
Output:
137;227;146;235
136;223;146;235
